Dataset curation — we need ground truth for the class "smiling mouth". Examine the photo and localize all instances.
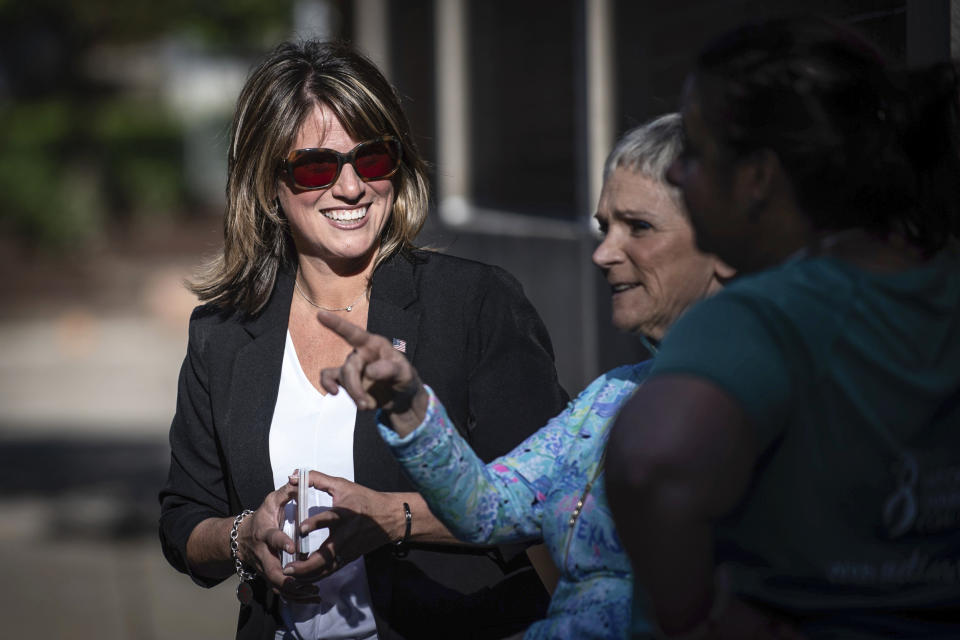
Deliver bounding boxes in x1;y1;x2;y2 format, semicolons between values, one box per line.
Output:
322;206;368;222
611;283;640;293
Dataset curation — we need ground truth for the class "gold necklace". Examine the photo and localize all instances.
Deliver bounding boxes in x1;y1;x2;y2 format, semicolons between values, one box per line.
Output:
294;276;367;312
562;448;607;568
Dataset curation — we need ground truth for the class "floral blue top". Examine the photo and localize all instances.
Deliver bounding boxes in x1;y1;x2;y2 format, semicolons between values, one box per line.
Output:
378;362;653;639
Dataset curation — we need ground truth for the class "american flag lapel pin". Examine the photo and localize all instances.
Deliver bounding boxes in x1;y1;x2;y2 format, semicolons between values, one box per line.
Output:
391;337;407;353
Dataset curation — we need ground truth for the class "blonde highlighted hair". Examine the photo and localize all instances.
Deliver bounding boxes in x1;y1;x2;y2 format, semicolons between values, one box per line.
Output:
191;40;430;313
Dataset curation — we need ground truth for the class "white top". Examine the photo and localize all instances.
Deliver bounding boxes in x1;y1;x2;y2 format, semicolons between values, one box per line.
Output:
269;331;378;640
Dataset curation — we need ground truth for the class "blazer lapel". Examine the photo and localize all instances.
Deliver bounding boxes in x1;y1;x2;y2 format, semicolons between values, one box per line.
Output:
355;252;421;491
225;267;294;508
368;252;420;361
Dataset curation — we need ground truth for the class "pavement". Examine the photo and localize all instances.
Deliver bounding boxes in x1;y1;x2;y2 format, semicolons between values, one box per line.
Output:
0;224;239;638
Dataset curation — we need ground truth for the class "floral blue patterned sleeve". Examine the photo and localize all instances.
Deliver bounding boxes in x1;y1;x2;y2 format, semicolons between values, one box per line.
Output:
379;362;655;639
379;383;566;543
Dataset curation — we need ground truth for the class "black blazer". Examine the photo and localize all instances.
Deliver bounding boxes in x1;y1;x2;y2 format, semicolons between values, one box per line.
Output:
159;250;568;639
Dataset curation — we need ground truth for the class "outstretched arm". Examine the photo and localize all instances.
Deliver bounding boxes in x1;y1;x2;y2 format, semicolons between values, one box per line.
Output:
378;385;574;544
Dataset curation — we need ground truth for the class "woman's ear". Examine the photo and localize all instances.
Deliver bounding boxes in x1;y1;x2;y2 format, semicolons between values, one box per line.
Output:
736;149;780;221
713;257;737;282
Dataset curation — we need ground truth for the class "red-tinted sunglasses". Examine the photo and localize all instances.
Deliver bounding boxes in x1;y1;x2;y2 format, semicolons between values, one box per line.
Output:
281;135;402;190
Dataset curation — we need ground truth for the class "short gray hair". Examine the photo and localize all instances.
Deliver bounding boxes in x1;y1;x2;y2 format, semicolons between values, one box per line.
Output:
604;113;683;188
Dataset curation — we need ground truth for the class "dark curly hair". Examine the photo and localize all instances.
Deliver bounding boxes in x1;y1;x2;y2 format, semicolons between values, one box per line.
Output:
694;16;960;254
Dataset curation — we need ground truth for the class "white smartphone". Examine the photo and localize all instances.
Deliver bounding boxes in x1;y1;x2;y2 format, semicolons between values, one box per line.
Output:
295;467;311;560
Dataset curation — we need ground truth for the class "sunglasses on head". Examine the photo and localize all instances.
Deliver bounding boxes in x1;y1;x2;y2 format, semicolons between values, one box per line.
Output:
280;135;402;190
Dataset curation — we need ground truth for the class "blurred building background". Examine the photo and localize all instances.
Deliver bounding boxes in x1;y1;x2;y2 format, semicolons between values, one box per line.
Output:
0;0;954;637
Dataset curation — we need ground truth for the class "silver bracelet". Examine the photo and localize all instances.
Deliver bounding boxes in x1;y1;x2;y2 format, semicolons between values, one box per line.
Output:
230;509;257;582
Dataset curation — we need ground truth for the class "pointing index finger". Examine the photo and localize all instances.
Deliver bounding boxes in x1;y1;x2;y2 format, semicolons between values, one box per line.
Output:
316;310;369;348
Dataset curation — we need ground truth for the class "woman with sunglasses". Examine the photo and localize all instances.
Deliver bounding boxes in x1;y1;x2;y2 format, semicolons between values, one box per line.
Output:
159;40;567;640
607;17;960;639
